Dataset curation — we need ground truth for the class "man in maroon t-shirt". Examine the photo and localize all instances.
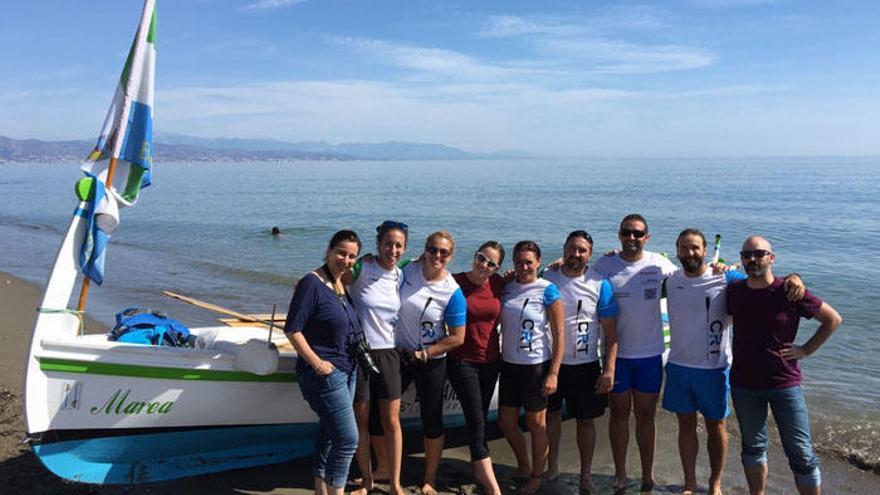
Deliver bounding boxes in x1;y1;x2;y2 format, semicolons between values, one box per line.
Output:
727;236;842;495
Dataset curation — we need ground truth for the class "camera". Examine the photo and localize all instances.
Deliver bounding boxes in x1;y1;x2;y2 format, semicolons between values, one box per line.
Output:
349;334;380;375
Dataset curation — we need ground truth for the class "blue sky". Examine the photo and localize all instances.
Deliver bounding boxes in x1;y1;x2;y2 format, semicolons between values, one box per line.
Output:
1;0;878;156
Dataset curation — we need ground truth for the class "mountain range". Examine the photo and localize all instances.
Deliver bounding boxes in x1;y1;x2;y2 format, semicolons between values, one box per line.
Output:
0;133;524;162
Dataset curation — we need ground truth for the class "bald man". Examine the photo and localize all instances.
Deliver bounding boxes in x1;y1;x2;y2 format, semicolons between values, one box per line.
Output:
726;236;842;495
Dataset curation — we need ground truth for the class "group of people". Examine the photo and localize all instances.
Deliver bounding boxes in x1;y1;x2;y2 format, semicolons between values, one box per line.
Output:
282;214;842;495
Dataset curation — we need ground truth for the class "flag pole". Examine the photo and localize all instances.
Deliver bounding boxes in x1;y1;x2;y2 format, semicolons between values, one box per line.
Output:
76;275;91;312
74;0;153;313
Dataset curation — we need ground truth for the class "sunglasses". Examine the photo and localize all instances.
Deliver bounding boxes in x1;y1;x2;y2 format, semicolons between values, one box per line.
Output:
740;249;772;260
426;245;451;258
619;228;647;239
381;220;408;231
474;251;500;269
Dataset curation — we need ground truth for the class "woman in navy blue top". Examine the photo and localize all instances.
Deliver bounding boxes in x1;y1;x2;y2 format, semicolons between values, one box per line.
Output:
284;230;363;495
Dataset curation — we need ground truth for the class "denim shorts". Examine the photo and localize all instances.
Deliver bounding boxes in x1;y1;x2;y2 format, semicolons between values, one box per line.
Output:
731;385;821;488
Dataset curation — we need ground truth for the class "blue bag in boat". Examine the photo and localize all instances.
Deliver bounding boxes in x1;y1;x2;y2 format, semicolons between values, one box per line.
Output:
109;307;196;347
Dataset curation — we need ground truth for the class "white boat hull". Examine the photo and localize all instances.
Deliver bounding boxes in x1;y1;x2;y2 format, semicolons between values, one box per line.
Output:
28;325;479;484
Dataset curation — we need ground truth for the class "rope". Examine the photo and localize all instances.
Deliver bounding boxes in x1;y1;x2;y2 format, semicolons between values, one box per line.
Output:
36;307;85;336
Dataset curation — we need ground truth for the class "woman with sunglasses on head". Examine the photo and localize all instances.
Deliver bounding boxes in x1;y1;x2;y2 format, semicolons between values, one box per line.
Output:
283;230;363;495
347;220;409;495
447;241;506;495
395;230;467;495
497;240;565;495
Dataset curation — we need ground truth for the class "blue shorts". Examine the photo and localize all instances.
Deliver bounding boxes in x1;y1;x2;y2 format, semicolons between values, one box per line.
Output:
662;363;730;420
612;355;663;394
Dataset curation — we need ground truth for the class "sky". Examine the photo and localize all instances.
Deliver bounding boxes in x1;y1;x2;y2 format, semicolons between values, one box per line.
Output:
1;0;878;157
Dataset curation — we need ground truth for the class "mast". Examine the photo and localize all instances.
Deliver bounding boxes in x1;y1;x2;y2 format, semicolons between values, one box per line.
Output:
76;0;156;312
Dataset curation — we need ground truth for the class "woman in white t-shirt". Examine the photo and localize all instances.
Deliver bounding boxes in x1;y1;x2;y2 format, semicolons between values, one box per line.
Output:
497;241;565;495
346;220;408;495
395;231;467;495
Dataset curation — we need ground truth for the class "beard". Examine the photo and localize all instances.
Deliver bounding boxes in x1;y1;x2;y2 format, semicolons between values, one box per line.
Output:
564;257;585;271
678;256;703;274
745;262;767;278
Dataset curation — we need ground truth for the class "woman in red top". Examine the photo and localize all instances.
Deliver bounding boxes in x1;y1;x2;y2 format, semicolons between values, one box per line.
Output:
449;241;506;495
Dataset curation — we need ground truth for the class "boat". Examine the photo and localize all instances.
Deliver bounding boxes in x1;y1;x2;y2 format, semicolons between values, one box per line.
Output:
22;1;475;484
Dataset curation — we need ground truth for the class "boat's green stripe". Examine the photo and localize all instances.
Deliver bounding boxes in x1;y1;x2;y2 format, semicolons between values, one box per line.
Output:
39;357;297;383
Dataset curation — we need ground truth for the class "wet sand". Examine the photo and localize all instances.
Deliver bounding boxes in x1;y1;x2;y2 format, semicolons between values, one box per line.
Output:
1;271;876;494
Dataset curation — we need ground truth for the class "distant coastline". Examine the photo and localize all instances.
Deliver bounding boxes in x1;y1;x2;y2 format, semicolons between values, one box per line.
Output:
0;133;527;163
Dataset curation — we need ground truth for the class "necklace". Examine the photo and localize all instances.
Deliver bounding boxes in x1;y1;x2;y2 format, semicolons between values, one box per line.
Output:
321;264;343;296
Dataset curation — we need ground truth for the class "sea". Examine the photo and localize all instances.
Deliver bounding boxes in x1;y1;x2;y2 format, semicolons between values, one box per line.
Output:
1;157;878;475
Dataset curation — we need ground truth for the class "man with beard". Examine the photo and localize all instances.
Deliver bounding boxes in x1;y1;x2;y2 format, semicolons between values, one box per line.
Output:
542;230;619;493
664;229;772;495
592;214;677;492
727;236;841;495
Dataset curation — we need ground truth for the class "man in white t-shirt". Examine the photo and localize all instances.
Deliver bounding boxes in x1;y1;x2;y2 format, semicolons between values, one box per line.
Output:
663;229;744;495
592;214;677;492
543;230;619;493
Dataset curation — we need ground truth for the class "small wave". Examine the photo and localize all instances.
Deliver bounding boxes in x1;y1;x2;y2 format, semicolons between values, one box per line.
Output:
0;218;64;235
189;258;298;288
815;422;880;475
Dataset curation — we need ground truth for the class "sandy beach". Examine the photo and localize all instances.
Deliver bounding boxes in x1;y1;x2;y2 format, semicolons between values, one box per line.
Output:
1;271;876;494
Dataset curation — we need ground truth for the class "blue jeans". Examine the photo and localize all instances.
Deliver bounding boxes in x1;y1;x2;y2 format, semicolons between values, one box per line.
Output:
298;366;359;488
731;385;821;488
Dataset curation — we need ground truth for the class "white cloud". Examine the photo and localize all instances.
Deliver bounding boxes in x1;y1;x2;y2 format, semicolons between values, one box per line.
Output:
595;6;674;30
473;13;712;75
478;15;579;38
331;32;713;81
242;0;307;11
330;36;537;81
478;9;672;39
541;38;716;74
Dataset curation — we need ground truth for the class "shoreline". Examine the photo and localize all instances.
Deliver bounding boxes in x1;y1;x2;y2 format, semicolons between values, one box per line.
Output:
1;270;876;494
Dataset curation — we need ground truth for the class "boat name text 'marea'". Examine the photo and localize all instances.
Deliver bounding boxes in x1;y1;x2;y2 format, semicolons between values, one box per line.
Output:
90;389;174;415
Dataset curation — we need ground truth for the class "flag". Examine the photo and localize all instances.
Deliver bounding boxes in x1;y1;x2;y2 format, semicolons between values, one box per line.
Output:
79;175;120;285
79;0;156;285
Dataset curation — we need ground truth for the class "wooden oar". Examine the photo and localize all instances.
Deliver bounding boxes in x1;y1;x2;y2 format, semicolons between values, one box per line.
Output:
162;290;278;326
267;304;277;348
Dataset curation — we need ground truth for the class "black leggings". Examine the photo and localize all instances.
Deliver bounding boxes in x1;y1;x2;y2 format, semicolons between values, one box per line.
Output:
447;357;500;461
401;357;447;439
